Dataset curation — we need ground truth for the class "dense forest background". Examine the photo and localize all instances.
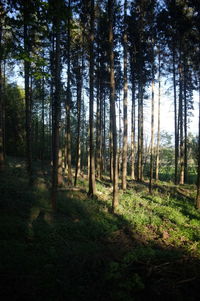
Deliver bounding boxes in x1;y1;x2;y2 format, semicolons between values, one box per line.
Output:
0;0;200;300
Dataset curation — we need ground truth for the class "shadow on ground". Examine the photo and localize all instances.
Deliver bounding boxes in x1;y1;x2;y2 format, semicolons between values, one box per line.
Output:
0;165;200;301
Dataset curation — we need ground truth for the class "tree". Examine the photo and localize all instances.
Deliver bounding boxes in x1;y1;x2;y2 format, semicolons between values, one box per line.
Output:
50;0;63;210
88;0;96;196
122;0;128;190
108;0;118;211
0;3;4;170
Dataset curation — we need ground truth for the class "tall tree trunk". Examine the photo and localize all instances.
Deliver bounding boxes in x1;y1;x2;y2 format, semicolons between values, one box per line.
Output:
183;60;188;183
109;116;113;181
41;74;45;167
23;3;33;185
149;61;155;194
74;58;82;187
108;0;118;211
0;13;4;171
65;0;72;185
118;91;122;177
88;0;96;196
138;76;143;182
196;80;200;209
155;49;161;181
122;0;128;190
131;56;135;180
51;16;61;210
173;47;178;185
96;49;101;179
179;48;184;185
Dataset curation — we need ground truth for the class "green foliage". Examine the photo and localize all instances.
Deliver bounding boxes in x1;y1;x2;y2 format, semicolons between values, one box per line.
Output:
1;161;200;300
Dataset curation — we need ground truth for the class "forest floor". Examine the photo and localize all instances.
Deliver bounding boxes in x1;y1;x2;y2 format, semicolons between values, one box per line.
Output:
0;158;200;301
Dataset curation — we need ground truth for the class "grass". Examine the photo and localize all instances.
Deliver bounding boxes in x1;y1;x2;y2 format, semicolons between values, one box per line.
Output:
0;160;200;300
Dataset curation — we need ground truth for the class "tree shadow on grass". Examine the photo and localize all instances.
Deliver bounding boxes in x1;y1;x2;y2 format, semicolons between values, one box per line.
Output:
0;168;200;301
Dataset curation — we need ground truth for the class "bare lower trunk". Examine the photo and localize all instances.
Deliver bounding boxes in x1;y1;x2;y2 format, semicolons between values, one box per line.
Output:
131;57;135;180
155;50;161;181
24;5;33;185
88;0;96;196
196;81;200;209
173;47;178;185
108;0;118;211
122;0;128;191
0;18;4;171
179;51;184;185
149;71;155;194
74;60;82;187
65;0;72;185
51;17;61;211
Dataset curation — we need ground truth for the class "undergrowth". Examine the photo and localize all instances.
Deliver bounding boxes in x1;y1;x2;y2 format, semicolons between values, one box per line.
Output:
0;160;200;301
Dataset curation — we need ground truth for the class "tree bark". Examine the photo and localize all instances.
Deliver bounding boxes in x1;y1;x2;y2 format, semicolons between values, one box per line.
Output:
65;0;72;185
149;61;155;194
179;48;184;185
155;49;161;181
173;46;178;185
130;55;135;180
196;80;200;209
0;12;4;171
108;0;118;211
88;0;96;196
51;15;61;210
122;0;128;190
74;57;82;186
23;2;33;185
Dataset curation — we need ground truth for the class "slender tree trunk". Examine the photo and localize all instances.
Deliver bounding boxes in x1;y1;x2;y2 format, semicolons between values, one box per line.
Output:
183;60;188;183
179;48;184;185
108;0;118;211
196;80;200;209
24;3;33;185
155;49;161;181
74;59;82;187
149;62;155;194
0;15;4;171
65;0;72;185
138;78;143;181
51;16;61;210
102;93;106;174
118;91;122;177
131;56;135;180
109;116;113;181
173;47;178;185
96;51;101;179
122;0;128;190
88;0;96;196
41;74;45;167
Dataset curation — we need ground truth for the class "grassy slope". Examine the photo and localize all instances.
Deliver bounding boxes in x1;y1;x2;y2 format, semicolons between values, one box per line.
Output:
0;159;200;301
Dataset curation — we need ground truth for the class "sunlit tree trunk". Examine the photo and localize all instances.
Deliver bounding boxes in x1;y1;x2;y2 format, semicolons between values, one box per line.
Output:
183;60;188;183
122;0;128;190
196;80;200;209
173;46;178;185
108;0;118;211
155;49;161;181
179;47;184;185
130;55;135;180
149;61;155;194
88;0;96;196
